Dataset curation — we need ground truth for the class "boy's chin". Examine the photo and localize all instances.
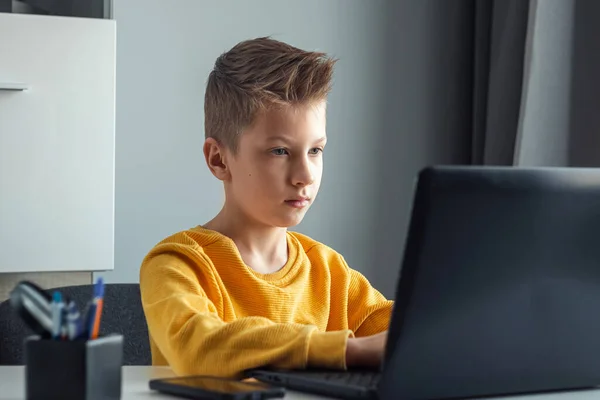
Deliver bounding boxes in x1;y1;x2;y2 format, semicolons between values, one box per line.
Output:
270;213;306;228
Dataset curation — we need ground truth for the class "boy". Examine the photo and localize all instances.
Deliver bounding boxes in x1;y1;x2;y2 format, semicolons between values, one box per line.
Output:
139;37;393;378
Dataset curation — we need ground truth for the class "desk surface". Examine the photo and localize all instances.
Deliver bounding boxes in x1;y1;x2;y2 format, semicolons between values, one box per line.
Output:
3;366;600;400
0;366;330;400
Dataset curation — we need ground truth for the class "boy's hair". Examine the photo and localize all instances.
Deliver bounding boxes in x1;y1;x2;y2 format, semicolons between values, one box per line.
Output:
204;37;337;152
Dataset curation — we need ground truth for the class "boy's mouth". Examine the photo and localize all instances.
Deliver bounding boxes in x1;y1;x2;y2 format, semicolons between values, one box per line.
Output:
285;197;310;209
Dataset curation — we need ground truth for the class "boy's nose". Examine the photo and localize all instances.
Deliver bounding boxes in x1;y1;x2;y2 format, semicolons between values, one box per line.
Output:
292;159;315;187
293;170;314;187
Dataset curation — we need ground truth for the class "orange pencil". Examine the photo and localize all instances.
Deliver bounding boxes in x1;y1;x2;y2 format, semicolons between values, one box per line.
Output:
90;278;104;339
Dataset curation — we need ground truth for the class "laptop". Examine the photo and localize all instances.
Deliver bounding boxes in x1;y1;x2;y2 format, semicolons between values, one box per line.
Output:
247;166;600;400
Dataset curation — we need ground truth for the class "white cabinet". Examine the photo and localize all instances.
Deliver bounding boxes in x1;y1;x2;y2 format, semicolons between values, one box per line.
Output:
0;13;116;273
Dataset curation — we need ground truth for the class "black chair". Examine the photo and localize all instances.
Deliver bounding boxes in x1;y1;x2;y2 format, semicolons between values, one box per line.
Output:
0;283;151;365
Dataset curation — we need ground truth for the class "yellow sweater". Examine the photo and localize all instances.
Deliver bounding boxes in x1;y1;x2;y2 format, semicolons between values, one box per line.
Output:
139;226;393;378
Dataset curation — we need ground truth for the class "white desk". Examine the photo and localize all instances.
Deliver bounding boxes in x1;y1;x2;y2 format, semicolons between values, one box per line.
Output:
0;366;330;399
3;366;600;400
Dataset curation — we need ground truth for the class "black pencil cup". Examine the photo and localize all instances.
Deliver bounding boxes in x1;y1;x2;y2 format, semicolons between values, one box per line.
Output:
24;334;123;400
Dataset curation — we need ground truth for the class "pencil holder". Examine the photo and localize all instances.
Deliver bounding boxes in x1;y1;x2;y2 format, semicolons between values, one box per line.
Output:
24;334;123;400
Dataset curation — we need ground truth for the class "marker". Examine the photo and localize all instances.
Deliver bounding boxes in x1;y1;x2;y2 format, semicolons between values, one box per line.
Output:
51;291;64;340
65;301;82;340
89;277;104;339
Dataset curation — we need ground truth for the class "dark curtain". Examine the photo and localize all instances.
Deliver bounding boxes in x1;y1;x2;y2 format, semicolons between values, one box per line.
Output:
469;0;600;168
470;0;530;165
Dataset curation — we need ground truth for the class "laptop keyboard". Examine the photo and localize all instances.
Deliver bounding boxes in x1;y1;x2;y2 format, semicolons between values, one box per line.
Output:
292;370;381;389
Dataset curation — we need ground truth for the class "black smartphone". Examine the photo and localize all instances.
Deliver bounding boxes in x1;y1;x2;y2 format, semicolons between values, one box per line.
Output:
149;375;285;400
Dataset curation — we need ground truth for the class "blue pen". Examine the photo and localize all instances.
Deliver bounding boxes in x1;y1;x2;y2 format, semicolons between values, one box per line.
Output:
85;301;97;340
51;291;64;340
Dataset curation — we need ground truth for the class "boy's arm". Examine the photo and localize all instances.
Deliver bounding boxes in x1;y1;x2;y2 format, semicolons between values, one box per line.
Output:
343;257;394;337
140;254;352;378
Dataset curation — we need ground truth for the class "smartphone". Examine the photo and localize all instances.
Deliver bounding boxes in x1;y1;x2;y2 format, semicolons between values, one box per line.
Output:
149;375;285;400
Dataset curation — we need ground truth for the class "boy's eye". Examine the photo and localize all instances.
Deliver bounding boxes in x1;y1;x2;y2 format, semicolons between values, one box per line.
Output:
270;148;323;156
271;148;288;156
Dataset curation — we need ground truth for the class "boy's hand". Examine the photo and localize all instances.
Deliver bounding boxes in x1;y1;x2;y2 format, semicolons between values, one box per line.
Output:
345;331;388;369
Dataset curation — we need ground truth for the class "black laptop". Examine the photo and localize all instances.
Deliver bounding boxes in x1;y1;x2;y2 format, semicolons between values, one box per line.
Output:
247;166;600;400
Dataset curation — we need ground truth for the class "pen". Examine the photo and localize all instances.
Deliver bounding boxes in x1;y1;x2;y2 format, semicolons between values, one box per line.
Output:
89;277;104;339
61;306;67;340
82;302;95;340
51;291;64;340
65;300;82;340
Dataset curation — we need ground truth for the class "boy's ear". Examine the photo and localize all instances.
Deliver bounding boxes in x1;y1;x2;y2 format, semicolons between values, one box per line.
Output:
203;138;231;181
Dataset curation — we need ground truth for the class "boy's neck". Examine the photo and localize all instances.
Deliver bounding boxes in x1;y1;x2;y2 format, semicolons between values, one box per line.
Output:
203;206;289;275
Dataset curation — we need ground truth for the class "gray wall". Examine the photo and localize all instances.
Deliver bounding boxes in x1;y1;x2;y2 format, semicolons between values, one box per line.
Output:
100;0;470;298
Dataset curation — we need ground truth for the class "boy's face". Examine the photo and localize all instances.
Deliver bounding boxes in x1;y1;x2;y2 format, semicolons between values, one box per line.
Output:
220;101;327;228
